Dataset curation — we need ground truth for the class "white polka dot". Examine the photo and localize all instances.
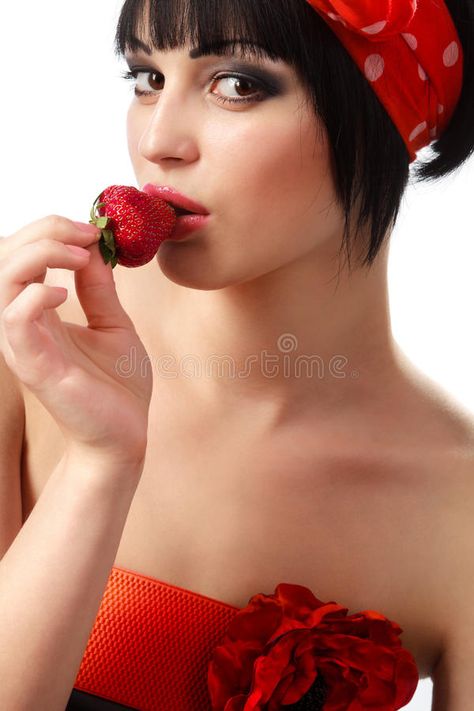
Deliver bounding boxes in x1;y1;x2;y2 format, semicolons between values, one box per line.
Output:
327;12;347;27
418;64;427;81
438;104;444;114
402;33;418;50
429;127;437;139
443;41;459;67
409;121;428;142
364;54;385;82
362;21;387;35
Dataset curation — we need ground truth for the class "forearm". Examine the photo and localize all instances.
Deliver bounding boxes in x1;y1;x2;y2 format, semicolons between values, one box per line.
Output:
0;449;144;710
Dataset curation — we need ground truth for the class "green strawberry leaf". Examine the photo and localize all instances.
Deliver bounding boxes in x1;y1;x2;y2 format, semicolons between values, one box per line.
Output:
98;239;113;264
101;229;115;249
90;191;119;268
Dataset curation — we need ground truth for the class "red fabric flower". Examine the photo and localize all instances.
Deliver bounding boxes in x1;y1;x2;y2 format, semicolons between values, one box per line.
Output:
208;584;419;711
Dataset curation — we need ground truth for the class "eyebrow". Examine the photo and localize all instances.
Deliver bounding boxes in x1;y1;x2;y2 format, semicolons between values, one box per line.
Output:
125;36;272;61
126;36;153;55
190;40;270;60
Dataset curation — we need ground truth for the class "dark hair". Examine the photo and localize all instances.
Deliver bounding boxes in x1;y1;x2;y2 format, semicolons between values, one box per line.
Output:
114;0;474;272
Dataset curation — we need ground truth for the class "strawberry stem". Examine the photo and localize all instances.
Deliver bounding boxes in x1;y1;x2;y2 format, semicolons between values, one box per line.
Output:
89;193;118;268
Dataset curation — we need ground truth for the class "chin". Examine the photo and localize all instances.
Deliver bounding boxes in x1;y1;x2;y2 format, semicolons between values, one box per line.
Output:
155;251;227;291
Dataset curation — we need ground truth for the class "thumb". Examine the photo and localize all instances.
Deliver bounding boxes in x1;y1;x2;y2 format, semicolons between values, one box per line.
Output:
74;242;135;331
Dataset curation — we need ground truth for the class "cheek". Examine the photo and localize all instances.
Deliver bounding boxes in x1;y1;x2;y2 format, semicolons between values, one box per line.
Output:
210;114;340;249
126;107;145;167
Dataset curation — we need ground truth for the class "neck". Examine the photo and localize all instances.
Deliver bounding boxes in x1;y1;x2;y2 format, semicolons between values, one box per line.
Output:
120;240;400;426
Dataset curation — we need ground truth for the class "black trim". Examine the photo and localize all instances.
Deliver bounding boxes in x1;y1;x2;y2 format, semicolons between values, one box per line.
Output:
66;689;139;710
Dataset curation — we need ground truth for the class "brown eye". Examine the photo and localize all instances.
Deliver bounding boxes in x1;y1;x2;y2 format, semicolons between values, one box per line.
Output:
134;71;163;93
122;69;164;96
212;75;260;100
210;74;269;106
146;72;163;91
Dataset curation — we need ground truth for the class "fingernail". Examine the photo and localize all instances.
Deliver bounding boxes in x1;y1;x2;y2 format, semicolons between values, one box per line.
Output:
73;220;100;236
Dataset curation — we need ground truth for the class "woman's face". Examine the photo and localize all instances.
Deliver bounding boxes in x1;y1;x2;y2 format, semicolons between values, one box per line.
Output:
125;37;347;288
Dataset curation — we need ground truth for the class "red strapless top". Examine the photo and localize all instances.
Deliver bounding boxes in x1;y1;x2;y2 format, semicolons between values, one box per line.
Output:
72;565;239;710
70;565;419;711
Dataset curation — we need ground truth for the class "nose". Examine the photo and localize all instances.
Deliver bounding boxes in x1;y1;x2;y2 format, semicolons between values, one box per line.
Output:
136;83;200;166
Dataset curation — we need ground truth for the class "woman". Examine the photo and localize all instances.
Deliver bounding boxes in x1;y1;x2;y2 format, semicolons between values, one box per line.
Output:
0;0;473;709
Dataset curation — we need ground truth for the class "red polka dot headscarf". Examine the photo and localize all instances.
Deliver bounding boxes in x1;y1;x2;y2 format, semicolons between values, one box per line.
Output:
305;0;464;162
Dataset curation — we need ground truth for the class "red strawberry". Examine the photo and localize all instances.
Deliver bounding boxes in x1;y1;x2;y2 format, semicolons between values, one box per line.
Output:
89;185;177;268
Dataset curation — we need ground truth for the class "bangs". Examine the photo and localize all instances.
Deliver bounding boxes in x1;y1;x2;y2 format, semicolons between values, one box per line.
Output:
113;0;428;271
114;0;319;67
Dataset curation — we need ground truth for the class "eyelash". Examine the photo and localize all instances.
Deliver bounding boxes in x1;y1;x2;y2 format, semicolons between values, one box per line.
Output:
121;68;270;105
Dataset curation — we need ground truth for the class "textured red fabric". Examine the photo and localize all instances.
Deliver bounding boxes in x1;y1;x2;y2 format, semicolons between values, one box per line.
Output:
73;566;239;710
73;567;419;711
305;0;464;162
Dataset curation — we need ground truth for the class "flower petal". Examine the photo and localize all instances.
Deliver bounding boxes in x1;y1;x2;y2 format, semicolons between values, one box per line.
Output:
208;585;419;711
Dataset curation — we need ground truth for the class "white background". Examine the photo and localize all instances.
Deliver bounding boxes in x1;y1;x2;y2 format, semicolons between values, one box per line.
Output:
1;2;473;708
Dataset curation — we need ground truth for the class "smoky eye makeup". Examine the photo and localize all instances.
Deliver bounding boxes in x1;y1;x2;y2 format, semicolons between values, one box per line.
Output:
122;63;285;105
123;51;289;95
214;61;287;93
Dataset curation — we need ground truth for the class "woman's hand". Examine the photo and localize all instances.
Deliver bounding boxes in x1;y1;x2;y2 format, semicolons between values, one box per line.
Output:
0;215;153;464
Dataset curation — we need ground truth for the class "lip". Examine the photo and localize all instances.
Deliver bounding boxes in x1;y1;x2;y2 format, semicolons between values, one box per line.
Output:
167;213;211;240
142;183;210;216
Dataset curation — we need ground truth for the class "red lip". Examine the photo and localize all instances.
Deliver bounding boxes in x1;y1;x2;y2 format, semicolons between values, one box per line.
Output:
142;183;210;216
168;214;211;240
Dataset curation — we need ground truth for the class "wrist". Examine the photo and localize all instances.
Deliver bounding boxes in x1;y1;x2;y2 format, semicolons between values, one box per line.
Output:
62;444;146;493
64;440;147;466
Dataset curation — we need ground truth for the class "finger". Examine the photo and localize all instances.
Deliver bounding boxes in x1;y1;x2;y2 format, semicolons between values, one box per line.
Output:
7;215;100;250
74;242;136;331
1;282;69;389
0;239;91;313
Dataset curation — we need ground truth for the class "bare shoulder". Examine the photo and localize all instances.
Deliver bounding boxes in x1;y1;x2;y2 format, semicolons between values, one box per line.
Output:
428;409;474;702
394;348;474;453
402;359;474;531
0;351;25;556
0;351;25;466
409;370;474;645
0;349;25;411
0;339;26;452
388;360;474;677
